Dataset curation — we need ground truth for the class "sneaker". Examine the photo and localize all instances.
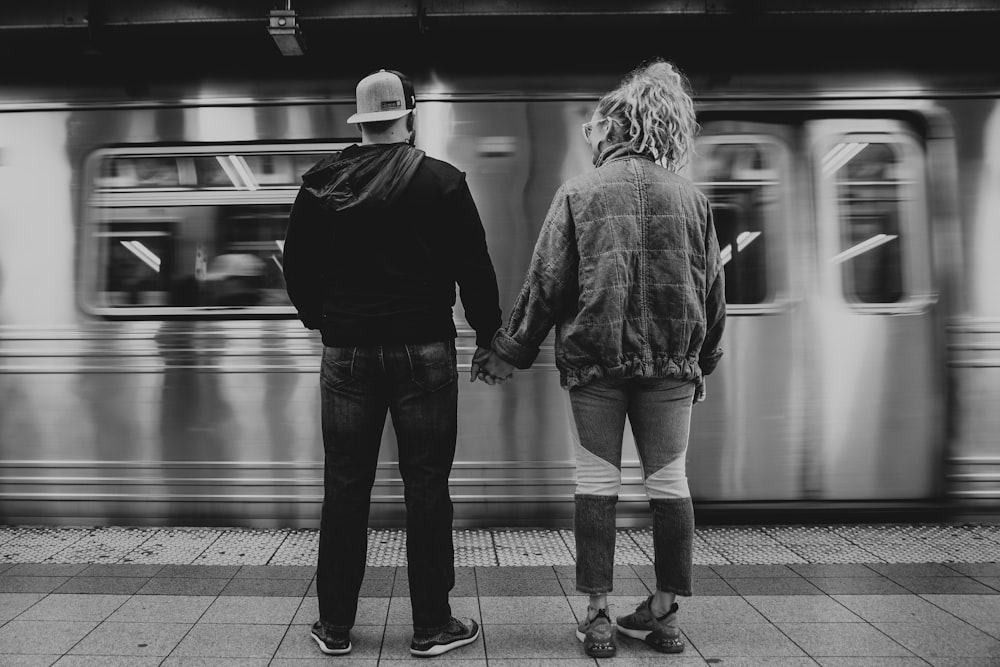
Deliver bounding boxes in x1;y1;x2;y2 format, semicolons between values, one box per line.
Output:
410;617;480;657
311;619;351;655
575;606;616;658
616;597;684;653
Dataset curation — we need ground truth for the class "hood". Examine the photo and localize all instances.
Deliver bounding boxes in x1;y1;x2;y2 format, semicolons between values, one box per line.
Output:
301;142;425;212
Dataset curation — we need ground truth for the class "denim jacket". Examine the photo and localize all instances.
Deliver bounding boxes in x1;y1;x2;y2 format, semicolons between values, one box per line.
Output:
492;144;725;389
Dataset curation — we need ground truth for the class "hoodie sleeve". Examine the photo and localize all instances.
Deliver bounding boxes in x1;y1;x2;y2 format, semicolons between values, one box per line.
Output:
492;185;577;369
447;175;502;348
700;200;726;375
282;188;324;330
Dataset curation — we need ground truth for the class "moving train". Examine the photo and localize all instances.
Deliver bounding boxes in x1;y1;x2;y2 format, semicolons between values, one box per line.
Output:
1;38;999;527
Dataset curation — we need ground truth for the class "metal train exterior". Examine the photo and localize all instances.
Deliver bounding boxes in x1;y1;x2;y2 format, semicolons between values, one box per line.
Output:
0;68;998;528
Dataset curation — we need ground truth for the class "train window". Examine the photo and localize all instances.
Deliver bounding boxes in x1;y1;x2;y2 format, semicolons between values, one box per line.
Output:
827;140;908;303
694;141;780;305
83;144;346;317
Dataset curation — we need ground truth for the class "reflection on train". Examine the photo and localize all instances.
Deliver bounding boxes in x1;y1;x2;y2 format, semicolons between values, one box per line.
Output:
0;69;997;527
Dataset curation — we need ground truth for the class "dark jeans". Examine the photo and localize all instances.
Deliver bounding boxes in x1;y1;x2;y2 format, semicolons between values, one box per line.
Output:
569;377;696;597
317;340;458;632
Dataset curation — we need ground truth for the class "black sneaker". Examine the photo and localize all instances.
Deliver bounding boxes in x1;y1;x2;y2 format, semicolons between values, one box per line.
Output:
311;619;352;655
410;617;480;657
575;606;616;658
616;597;684;653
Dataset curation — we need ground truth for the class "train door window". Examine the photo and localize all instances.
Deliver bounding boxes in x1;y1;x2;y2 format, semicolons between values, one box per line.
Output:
819;132;928;307
693;139;785;306
82;144;345;317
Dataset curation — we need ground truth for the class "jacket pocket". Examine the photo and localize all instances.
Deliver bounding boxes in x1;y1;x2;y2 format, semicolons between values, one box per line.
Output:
406;340;457;392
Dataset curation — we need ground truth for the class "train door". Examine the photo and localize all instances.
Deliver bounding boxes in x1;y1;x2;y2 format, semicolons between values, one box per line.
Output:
808;119;941;499
681;122;806;500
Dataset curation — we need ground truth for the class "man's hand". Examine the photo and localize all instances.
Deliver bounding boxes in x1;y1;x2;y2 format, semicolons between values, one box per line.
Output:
470;347;515;385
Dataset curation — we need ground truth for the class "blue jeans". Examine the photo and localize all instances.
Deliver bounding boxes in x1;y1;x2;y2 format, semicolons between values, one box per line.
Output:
569;376;696;597
317;341;458;632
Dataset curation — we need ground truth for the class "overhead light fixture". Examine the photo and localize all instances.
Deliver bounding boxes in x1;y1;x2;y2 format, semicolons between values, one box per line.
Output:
269;3;306;56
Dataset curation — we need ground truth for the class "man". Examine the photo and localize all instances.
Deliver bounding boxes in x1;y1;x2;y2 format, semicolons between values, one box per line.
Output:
283;69;501;657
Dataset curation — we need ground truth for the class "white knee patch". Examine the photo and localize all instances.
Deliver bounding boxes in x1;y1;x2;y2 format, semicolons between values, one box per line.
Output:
644;455;690;499
574;442;621;496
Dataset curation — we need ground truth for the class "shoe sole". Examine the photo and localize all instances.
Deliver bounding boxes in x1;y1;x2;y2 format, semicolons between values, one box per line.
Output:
618;625;685;654
311;631;352;655
616;625;651;640
575;628;616;658
409;625;481;657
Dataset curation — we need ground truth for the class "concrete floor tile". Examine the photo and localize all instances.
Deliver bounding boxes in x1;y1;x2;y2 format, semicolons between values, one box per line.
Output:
171;623;287;658
386;596;480;625
0;619;98;654
681;596;770;624
0;576;69;594
682;622;807;657
79;564;163;578
923;658;1000;666
712;564;802;578
776;622;914;657
154;565;239;579
971;577;1000;592
873;622;1000;658
69;621;192;657
814;659;932;666
219;577;309;597
790;564;882;578
700;660;819;667
200;595;301;624
159;659;270;666
0;592;45;622
725;577;824;596
393;567;476;597
0;656;59;667
15;594;129;622
357;577;392;597
106;595;215;623
480;624;589;660
744;595;863;623
273;623;382;660
475;575;564;597
233;565;314;579
479;596;574;625
868;564;963;578
4;564;88;577
809;578;912;595
54;577;147;595
919;595;1000;637
890;577;998;595
270;660;376;667
946;564;1000;578
692;578;739;596
491;660;601;667
380;623;486;660
292;596;388;626
53;656;161;666
832;595;971;624
138;577;229;596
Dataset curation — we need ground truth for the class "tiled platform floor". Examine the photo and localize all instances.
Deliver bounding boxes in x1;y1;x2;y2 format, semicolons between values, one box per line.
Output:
1;524;999;665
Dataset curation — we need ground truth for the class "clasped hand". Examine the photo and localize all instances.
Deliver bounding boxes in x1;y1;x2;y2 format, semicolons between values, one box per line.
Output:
470;346;515;385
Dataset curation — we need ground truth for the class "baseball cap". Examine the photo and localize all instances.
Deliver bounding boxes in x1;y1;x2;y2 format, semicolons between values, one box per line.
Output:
346;69;416;125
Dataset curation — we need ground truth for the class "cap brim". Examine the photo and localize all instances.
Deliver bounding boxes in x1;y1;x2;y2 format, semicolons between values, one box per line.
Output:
346;108;412;124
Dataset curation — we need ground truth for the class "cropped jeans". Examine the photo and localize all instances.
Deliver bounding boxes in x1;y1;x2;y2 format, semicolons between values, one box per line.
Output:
316;340;458;632
569;376;696;597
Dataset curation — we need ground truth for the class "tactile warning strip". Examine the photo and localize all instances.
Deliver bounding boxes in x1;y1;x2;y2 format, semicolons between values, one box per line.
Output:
0;524;998;566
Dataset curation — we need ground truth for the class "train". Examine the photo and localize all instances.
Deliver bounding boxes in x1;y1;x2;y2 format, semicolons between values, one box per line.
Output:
1;12;999;528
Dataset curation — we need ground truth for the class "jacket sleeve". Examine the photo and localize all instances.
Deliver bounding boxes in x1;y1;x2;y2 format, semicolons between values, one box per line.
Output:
282;188;324;330
492;185;578;369
700;201;726;375
448;176;503;348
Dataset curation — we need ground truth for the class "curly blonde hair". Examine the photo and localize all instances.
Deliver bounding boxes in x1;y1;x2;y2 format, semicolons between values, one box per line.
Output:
596;59;699;171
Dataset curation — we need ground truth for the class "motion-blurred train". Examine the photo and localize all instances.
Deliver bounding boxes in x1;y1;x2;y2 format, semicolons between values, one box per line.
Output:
1;60;998;527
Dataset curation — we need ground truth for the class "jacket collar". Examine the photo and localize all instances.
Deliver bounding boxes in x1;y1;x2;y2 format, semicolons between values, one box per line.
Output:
593;142;654;169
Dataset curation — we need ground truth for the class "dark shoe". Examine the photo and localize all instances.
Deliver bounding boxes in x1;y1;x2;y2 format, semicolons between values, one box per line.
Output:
410;617;480;657
617;597;684;653
311;619;351;655
575;606;616;658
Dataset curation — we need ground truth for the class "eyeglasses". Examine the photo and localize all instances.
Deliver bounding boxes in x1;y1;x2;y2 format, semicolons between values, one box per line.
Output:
581;117;620;141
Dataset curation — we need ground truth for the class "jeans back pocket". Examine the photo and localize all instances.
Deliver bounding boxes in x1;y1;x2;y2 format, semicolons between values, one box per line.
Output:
406;341;457;392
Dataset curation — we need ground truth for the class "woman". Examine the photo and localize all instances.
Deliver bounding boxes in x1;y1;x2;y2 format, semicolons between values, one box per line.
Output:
480;59;725;657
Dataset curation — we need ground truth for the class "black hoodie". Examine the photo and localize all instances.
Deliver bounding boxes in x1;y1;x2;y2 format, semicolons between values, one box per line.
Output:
283;143;502;348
